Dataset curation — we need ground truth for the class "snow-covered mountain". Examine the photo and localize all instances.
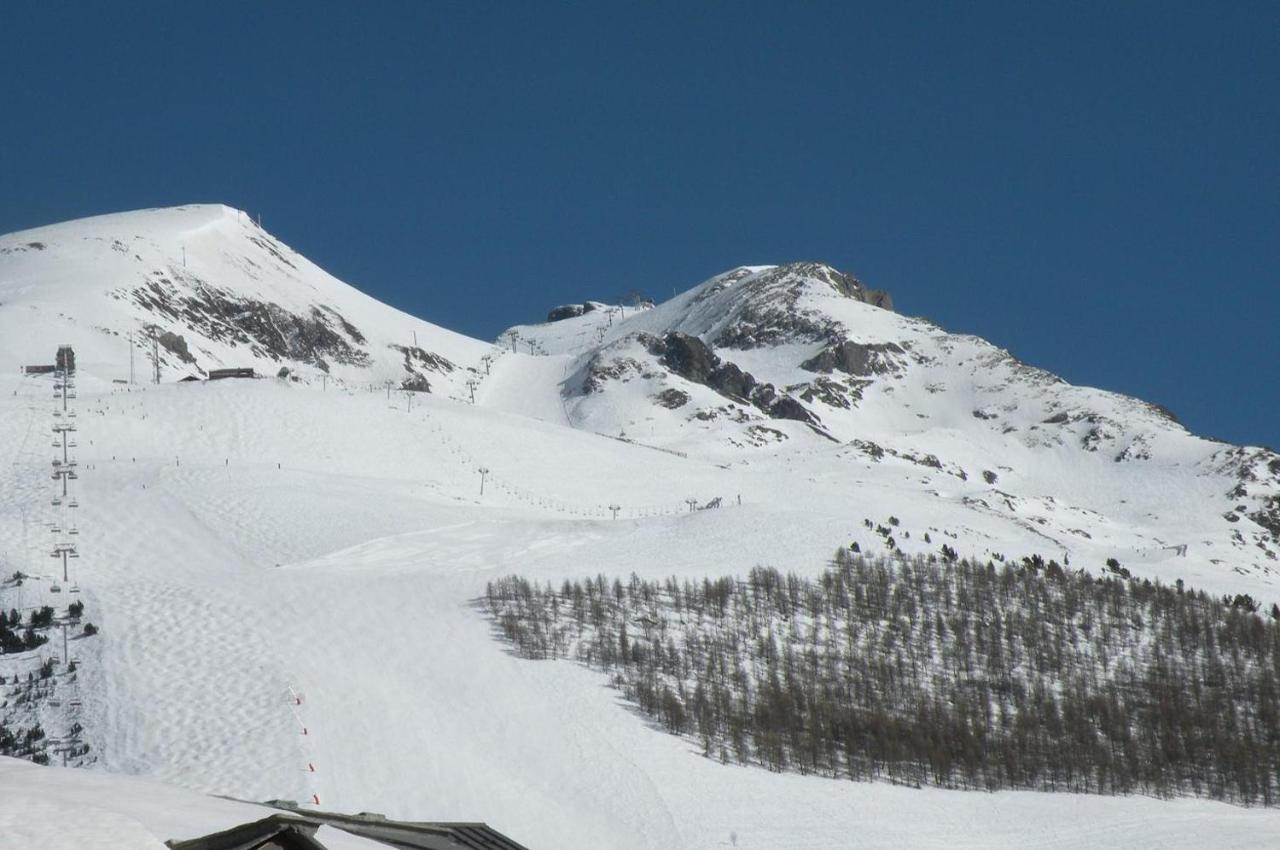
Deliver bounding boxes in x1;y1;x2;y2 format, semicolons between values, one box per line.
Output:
0;205;489;395
2;205;1278;849
502;261;1280;579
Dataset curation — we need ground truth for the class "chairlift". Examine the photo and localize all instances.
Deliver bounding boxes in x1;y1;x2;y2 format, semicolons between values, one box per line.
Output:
68;499;79;508
49;525;62;534
69;585;80;594
51;497;63;507
68;527;79;536
69;552;80;559
50;583;62;593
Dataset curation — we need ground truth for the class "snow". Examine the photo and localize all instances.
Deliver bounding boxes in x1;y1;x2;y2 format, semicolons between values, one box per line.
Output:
1;207;1278;848
0;756;385;850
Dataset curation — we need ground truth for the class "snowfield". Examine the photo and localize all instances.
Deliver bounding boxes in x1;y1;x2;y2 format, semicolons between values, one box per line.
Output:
1;206;1278;848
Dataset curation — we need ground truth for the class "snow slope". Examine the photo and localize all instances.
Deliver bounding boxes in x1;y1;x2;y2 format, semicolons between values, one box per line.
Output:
0;205;492;396
1;208;1279;848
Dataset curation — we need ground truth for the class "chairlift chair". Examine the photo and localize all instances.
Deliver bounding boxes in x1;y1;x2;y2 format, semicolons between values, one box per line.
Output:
69;552;80;559
51;497;62;507
69;585;80;594
50;583;61;593
68;527;79;536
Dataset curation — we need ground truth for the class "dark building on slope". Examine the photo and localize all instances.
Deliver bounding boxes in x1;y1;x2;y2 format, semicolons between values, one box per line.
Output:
166;805;531;850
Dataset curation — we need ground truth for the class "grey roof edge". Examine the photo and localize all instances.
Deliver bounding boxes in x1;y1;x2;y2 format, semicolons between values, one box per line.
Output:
165;813;325;850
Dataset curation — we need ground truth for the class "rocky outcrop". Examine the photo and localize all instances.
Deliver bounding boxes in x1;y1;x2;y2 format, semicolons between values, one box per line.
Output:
711;263;893;351
801;340;905;376
654;388;690;409
546;302;601;323
389;344;456;393
156;330;197;365
125;270;371;372
646;331;819;427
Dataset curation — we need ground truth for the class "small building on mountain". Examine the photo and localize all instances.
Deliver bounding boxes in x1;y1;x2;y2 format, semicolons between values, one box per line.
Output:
208;367;257;380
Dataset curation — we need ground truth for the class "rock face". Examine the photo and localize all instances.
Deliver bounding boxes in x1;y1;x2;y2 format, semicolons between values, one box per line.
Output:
712;263;894;351
155;330;197;365
546;302;601;323
126;272;371;372
801;340;905;377
646;331;819;427
389;344;456;392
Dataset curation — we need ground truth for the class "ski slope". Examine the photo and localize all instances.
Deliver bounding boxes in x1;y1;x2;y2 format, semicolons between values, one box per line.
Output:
1;375;1278;848
2;207;1279;848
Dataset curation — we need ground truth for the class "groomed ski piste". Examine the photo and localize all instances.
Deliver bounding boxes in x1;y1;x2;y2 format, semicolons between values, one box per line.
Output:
1;205;1278;848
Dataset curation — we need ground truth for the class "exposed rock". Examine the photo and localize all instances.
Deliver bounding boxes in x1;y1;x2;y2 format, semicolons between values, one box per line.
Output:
654;388;690;409
547;304;587;323
767;396;819;425
582;355;648;394
796;377;858;409
1250;495;1280;538
710;362;756;401
401;374;431;392
126;270;371;370
156;330;196;365
744;425;788;445
712;263;894;351
389;344;455;394
627;330;819;426
546;302;601;323
801;340;905;377
657;332;719;385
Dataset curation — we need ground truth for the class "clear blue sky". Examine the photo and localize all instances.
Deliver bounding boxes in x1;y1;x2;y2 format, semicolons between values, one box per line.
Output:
2;2;1276;447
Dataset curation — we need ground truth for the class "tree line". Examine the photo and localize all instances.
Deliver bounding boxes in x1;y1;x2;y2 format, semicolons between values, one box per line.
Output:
485;549;1280;804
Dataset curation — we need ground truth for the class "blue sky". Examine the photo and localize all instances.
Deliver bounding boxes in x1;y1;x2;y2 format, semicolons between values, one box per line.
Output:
2;2;1276;447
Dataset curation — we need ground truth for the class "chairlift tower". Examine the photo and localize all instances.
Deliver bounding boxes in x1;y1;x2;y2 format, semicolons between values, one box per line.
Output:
49;347;81;591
